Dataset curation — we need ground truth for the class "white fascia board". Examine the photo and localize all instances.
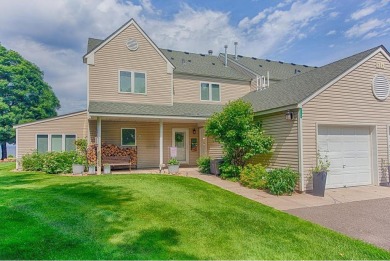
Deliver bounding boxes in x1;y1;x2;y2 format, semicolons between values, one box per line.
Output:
84;19;174;70
254;104;300;116
88;113;207;121
299;48;388;107
13;111;87;129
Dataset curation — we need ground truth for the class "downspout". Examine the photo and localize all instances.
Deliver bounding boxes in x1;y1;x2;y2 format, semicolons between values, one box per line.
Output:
298;108;304;192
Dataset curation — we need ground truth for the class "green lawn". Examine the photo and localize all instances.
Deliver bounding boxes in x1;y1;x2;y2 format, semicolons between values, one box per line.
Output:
0;162;389;260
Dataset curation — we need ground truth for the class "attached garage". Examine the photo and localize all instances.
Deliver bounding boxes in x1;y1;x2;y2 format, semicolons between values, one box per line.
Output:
317;125;373;188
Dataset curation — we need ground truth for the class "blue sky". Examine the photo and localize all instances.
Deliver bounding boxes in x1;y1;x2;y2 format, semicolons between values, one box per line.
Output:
0;0;389;114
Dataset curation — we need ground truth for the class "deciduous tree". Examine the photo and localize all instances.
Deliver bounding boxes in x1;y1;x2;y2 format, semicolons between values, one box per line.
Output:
0;44;60;159
205;99;273;178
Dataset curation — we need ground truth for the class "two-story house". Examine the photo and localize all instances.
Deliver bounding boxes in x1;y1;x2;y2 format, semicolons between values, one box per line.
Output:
14;19;390;192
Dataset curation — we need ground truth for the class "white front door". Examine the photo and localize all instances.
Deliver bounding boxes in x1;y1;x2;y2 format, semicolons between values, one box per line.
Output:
199;127;208;157
317;125;372;188
172;128;189;164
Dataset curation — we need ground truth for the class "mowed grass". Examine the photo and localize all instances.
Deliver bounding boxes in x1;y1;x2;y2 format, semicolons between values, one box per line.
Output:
0;162;389;260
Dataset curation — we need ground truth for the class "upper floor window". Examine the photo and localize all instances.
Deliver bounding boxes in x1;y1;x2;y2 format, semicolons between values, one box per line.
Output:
119;71;146;94
200;82;220;101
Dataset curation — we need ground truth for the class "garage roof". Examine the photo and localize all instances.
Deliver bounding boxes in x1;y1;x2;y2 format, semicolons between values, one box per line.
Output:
242;46;385;112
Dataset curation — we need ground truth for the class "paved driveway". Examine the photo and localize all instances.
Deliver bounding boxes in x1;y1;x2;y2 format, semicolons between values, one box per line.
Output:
287;198;390;251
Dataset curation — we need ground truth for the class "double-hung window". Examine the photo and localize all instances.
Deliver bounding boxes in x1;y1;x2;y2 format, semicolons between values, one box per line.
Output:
119;71;146;94
200;82;220;101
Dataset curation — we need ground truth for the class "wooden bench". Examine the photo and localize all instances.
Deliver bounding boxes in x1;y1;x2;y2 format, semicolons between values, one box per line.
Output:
102;156;132;171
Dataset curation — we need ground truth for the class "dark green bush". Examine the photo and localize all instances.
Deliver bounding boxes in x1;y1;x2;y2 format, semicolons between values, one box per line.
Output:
219;161;242;179
22;152;44;171
196;156;211;174
266;167;299;195
239;164;268;189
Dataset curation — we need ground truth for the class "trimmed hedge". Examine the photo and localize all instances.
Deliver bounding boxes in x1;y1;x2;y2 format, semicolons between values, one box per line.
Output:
239;164;268;189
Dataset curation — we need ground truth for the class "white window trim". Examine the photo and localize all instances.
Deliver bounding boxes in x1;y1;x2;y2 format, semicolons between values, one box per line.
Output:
35;134;78;153
199;81;221;102
118;70;147;95
121;128;137;146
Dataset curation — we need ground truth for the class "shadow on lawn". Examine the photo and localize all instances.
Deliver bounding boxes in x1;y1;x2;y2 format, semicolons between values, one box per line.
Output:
113;228;202;260
0;173;48;186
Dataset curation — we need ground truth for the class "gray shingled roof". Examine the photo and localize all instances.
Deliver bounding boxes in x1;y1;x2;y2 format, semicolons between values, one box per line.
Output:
242;46;381;112
89;101;223;118
226;54;315;81
159;49;251;81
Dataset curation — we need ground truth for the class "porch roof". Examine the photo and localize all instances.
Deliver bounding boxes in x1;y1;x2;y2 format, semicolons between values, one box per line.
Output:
88;101;223;119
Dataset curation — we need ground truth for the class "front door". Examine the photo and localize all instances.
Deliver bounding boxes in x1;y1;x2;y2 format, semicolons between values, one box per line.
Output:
172;128;189;164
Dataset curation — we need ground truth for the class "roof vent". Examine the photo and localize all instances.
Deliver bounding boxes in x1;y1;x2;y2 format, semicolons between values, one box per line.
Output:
188;59;191;62
278;61;284;64
266;59;271;62
200;54;205;57
252;57;257;60
303;65;308;67
291;63;296;65
314;66;318;68
170;57;174;60
238;55;243;58
212;62;215;65
208;50;213;55
184;51;189;54
372;74;390;101
294;69;301;74
181;58;186;65
167;49;172;52
259;65;263;67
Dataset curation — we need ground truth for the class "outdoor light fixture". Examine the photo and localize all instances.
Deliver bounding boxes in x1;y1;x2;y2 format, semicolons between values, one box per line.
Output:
285;110;294;121
193;128;196;134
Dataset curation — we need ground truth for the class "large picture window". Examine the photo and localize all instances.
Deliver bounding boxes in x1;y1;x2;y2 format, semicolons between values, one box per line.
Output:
51;134;62;152
200;82;220;101
121;128;136;146
65;135;76;151
119;71;146;94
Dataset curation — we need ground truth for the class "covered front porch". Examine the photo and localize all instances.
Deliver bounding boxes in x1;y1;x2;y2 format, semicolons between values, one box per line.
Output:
89;115;211;174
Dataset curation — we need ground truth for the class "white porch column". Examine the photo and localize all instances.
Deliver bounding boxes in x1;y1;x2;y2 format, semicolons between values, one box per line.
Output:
97;117;102;175
159;119;163;167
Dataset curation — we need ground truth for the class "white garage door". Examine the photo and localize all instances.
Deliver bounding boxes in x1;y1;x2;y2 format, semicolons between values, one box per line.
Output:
317;125;372;188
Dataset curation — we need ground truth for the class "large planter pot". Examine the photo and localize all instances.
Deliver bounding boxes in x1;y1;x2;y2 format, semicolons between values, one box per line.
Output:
168;164;180;174
313;171;327;197
72;164;84;175
103;165;111;174
88;166;96;175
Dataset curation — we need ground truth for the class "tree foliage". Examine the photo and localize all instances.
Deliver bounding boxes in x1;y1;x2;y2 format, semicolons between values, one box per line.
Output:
0;44;60;158
205;99;273;178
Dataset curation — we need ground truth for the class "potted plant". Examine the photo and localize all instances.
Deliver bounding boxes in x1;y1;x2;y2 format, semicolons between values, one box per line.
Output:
103;163;111;174
72;153;85;175
312;152;330;197
168;158;180;174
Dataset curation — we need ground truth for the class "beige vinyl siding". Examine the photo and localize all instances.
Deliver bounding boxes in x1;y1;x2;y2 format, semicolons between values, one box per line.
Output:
207;137;223;159
302;52;390;189
89;24;172;105
173;74;250;104
89;120;199;168
251;111;299;170
16;112;88;159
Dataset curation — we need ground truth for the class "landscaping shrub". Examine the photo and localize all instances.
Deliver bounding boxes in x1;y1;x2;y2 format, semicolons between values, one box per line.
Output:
219;161;242;180
42;151;81;174
196;156;211;173
22;152;44;171
266;167;299;195
22;151;84;174
239;164;268;189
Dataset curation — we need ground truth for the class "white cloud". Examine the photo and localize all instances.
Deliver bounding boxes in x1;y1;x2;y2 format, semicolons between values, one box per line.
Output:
329;44;335;48
326;30;336;35
329;11;339;18
0;0;334;113
345;18;389;38
350;0;389;20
